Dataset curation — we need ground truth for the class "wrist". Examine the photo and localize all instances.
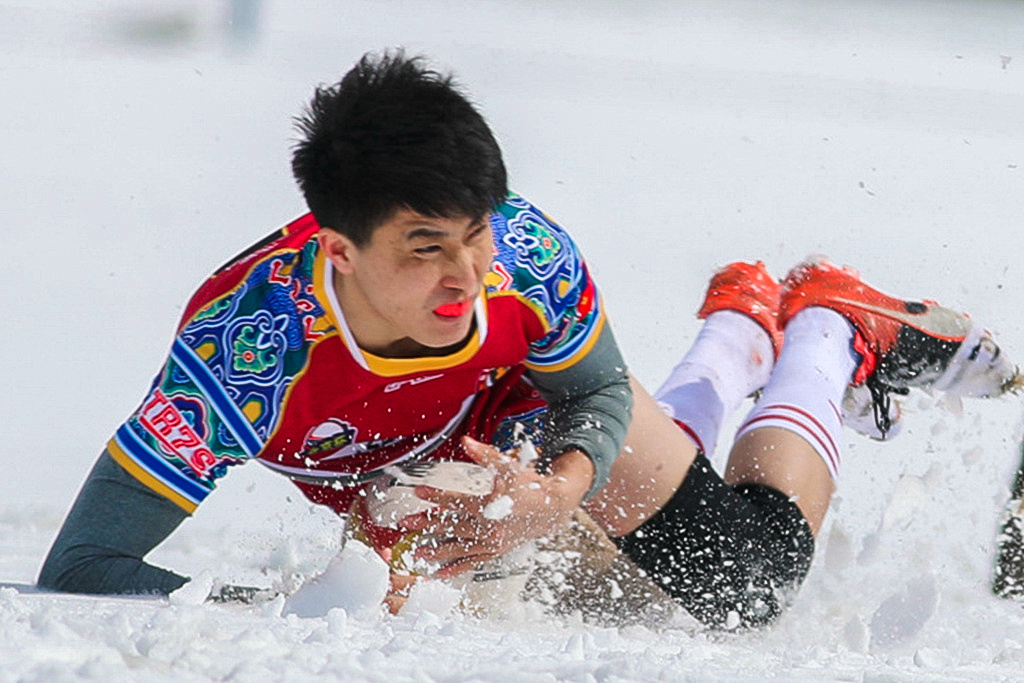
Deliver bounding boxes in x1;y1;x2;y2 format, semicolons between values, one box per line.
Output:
545;449;594;511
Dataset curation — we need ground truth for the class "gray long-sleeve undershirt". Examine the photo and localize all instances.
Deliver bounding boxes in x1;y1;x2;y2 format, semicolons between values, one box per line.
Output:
529;322;632;498
38;324;632;596
37;451;189;595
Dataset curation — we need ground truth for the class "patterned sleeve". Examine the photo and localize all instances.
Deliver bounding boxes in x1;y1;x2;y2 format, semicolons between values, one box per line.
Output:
107;240;327;514
490;196;605;370
107;314;265;514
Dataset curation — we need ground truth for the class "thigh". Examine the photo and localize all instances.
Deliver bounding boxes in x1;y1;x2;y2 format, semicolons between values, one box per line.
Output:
584;375;697;537
723;427;833;535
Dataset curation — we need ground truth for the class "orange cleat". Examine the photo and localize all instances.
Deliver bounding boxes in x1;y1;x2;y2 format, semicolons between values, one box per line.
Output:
697;261;784;356
779;257;1019;436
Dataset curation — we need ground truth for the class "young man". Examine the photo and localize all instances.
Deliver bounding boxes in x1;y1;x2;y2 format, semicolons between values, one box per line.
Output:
38;51;1020;629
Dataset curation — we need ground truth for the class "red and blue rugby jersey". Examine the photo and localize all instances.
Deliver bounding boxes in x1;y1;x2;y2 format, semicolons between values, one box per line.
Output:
106;195;607;515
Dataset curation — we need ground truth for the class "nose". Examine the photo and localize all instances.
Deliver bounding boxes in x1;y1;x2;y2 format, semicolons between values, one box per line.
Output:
440;246;482;292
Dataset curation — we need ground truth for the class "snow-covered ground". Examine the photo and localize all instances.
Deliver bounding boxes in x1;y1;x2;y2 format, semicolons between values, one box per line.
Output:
3;0;1024;679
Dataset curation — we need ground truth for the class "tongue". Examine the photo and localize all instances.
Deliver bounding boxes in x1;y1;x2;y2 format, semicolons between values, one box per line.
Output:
434;301;472;317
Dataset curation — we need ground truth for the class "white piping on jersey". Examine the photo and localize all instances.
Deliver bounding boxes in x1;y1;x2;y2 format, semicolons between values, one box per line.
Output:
322;259;371;372
321;259;489;372
473;292;488;341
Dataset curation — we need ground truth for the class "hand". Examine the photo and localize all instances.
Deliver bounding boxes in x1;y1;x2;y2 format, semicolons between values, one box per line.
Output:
384;571;418;614
397;436;594;579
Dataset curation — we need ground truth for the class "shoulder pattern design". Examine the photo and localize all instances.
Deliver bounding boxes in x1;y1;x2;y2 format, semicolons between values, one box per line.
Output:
110;238;334;512
488;195;603;371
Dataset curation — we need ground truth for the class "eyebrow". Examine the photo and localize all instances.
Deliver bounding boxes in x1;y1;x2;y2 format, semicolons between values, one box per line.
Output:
405;218;486;242
406;226;448;241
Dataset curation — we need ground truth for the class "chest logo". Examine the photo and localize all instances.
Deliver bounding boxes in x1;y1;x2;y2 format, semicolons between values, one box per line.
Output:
299;418;401;462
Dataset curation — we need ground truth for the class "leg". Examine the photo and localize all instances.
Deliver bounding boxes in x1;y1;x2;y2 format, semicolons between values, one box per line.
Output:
653;261;780;455
596;259;1019;629
725;428;833;535
598;375;820;629
584;375;697;537
590;263;818;628
726;305;859;534
587;262;782;536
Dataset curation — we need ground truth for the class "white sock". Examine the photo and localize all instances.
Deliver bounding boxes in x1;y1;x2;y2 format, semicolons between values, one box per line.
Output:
735;307;858;479
655;310;775;454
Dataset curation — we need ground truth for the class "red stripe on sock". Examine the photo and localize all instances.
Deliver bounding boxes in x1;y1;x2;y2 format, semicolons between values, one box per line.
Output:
759;403;841;464
739;408;840;474
672;419;706;454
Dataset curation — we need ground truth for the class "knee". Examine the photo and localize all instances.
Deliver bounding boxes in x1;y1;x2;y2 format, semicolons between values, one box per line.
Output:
613;456;815;630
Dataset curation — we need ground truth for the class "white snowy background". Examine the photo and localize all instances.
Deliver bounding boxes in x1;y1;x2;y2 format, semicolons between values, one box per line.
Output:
2;0;1024;679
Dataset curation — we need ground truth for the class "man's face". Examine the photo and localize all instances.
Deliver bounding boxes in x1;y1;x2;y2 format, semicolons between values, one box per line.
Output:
321;208;494;357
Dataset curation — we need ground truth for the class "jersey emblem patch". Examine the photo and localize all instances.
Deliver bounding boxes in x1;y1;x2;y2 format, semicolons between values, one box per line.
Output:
299;418;401;462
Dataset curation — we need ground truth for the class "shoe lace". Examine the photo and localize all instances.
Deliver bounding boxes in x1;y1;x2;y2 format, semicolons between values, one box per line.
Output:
866;376;907;439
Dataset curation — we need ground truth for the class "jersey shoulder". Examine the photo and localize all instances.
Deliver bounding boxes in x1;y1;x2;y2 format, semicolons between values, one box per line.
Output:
175;214;335;431
180;213;321;326
109;215;336;512
487;195;589;326
486;195;603;370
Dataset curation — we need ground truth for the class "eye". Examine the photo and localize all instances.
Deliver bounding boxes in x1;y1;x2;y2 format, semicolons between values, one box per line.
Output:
468;222;489;241
413;244;442;255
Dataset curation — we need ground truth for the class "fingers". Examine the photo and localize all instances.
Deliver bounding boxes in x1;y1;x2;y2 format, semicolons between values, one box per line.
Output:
399;438;519;519
410;532;504;574
385;572;418;615
425;542;501;580
399;480;498;528
460;435;507;468
403;510;498;546
399;440;509;522
400;497;477;530
434;555;494;580
384;594;407;614
396;508;431;531
389;572;419;594
409;485;474;507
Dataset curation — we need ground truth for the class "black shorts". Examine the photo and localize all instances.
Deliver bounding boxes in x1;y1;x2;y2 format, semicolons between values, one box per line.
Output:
614;453;815;629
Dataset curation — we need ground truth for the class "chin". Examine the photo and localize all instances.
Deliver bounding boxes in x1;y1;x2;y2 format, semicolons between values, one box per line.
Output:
421;320;474;350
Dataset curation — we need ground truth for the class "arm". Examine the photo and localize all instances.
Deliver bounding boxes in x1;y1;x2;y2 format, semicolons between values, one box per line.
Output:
37;449;190;596
527;322;633;499
37;223;320;596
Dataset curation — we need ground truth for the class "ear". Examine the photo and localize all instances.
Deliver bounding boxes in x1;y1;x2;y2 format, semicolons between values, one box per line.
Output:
317;229;359;275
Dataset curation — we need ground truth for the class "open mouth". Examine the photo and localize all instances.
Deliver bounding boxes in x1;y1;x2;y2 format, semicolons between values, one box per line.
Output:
433;300;473;318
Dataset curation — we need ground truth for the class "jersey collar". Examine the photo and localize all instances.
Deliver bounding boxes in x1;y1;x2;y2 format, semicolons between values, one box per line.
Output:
315;251;489;377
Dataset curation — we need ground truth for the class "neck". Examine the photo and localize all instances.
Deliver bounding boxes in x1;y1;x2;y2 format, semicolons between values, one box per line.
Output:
331;268;474;359
371;333;474;359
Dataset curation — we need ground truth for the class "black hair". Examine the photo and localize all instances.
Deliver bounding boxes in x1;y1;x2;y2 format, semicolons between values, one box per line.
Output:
291;50;508;246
